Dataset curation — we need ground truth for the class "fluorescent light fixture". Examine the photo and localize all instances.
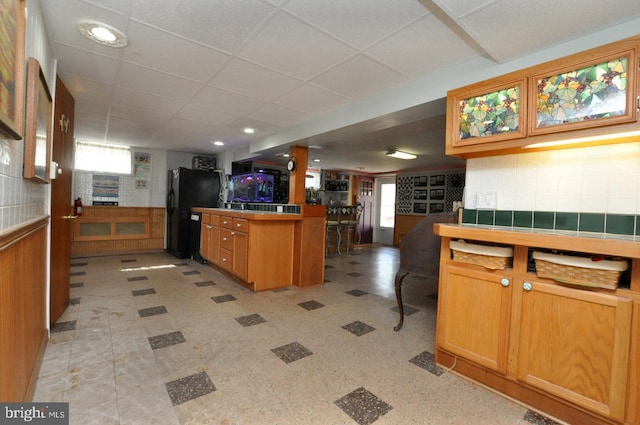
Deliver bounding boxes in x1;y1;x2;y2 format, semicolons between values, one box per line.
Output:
313;158;321;162
243;127;255;134
78;21;128;48
386;150;417;160
522;130;640;149
211;140;224;146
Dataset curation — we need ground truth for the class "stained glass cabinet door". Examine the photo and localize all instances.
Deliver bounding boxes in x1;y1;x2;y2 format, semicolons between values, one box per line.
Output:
448;78;528;147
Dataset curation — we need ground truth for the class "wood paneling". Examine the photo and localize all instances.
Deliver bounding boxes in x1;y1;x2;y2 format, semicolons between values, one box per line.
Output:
0;218;49;401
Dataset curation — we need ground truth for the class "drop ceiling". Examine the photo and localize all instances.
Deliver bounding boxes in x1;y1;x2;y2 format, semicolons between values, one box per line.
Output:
41;0;640;173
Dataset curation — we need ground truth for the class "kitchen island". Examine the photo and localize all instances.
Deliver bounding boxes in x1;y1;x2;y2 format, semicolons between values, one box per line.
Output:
433;223;639;425
192;206;325;291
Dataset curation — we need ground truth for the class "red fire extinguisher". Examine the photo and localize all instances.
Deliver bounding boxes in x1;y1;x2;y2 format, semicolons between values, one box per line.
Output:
74;197;83;217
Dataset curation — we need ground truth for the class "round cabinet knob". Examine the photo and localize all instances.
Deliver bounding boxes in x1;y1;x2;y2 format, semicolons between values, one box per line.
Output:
523;282;533;291
500;278;510;287
236;223;241;227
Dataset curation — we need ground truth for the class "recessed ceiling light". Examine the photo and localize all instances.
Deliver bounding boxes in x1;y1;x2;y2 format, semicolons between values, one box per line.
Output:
386;150;417;160
313;158;321;162
78;21;128;48
211;140;224;146
243;127;255;134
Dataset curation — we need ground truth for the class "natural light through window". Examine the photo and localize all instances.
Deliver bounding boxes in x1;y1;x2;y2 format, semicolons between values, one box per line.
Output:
379;183;396;228
75;141;132;174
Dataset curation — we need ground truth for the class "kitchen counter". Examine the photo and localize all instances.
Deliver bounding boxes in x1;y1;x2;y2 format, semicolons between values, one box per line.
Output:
192;207;302;220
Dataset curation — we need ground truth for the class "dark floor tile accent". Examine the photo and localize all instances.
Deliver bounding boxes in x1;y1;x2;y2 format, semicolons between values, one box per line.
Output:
165;371;216;405
183;270;201;276
345;289;368;297
272;287;290;293
132;288;156;296
271;342;313;364
235;313;267;327
298;300;325;311
138;305;168;318
342;321;376;337
212;294;237;303
70;282;84;288
390;304;419;316
121;258;137;263
334;387;393;425
194;280;216;287
69;298;81;305
409;351;444;376
70;262;87;267
51;320;76;333
324;264;335;269
427;292;438;300
347;272;364;277
523;410;561;425
70;271;85;277
348;261;360;265
174;262;189;267
127;276;148;282
149;331;186;350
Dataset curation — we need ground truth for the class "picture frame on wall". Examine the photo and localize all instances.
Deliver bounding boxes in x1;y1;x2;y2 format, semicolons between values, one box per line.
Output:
23;58;52;183
430;189;444;200
413;203;427;214
429;203;444;213
430;175;445;186
414;189;427;200
414;176;427;186
0;0;26;140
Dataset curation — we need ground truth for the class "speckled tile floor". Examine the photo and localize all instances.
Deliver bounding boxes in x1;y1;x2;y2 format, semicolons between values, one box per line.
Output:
35;246;565;425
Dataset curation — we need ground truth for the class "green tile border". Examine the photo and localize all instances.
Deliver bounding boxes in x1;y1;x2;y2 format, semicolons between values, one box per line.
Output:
458;209;637;236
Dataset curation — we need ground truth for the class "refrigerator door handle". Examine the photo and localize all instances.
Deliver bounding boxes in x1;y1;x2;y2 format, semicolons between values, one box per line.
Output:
167;189;175;215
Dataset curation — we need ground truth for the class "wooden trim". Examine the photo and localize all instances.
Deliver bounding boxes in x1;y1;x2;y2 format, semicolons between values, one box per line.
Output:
0;216;49;252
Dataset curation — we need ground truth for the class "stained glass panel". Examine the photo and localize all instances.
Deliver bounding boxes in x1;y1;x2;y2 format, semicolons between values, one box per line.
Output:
458;86;521;140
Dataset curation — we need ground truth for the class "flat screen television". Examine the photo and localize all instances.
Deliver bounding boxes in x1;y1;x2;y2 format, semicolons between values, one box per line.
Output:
228;172;275;203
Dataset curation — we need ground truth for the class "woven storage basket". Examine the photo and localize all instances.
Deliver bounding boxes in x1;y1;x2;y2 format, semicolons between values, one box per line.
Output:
532;251;627;290
450;240;513;270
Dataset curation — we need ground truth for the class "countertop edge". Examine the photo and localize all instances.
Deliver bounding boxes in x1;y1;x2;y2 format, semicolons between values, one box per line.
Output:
192;207;303;221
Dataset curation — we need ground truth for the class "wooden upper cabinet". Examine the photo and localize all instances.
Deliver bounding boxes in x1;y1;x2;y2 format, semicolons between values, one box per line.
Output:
446;35;640;158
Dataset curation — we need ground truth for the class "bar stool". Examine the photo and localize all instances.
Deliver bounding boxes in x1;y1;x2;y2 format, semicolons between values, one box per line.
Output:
325;207;341;255
341;203;362;254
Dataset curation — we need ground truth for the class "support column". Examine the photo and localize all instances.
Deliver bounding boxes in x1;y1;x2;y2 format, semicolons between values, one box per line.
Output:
287;145;308;205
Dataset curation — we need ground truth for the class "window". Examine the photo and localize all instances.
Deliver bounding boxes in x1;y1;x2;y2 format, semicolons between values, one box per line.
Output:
379;183;396;228
74;141;132;174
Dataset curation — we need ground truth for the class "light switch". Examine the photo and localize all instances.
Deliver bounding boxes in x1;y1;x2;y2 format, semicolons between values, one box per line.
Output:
476;191;497;209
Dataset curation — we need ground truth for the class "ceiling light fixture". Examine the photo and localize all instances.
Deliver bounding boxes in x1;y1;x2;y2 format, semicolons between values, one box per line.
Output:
211;140;224;146
243;127;255;134
78;21;128;48
386;150;417;160
522;130;640;149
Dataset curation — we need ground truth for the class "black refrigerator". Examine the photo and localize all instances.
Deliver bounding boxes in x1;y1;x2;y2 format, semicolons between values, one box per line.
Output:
167;167;222;259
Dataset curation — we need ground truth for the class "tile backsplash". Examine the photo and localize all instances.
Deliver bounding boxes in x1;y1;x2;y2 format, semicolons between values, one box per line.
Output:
465;142;640;215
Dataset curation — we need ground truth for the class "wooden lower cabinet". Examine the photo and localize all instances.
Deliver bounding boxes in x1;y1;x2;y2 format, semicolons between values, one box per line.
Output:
198;210;296;291
434;232;637;425
437;264;512;374
515;279;633;422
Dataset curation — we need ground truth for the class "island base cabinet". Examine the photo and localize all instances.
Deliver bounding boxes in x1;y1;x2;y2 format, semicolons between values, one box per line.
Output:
437;264;512;374
515;279;633;422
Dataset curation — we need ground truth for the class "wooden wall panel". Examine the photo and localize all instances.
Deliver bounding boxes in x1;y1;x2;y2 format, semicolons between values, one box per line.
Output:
0;218;49;401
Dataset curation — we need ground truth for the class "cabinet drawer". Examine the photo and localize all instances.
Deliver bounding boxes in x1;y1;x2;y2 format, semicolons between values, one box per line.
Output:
219;248;232;272
201;213;211;225
233;218;249;232
220;229;233;251
221;216;233;229
210;214;220;227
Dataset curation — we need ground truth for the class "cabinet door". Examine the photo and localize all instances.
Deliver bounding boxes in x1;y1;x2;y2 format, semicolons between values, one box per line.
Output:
208;226;220;265
232;231;248;280
437;264;513;374
516;279;632;421
200;214;211;261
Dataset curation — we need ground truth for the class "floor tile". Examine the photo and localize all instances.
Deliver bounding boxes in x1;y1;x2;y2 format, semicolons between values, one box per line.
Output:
346;289;368;297
50;320;76;333
271;342;313;364
524;410;563;424
183;270;201;275
194;280;216;287
138;306;168;318
132;288;156;296
390;304;419;316
211;294;237;303
165;371;216;405
149;331;186;350
127;276;148;282
235;313;267;327
298;300;325;310
334;387;393;425
409;351;444;376
70;282;84;288
342;320;376;336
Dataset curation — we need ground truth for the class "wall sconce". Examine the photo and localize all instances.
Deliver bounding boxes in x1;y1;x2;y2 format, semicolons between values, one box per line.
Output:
386;150;417;160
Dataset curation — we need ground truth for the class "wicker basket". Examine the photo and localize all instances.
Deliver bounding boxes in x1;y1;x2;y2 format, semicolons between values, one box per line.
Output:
450;240;513;270
532;251;627;290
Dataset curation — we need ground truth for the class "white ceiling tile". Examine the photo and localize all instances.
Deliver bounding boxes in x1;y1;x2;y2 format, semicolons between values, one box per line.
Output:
248;103;310;128
274;84;351;115
129;0;275;53
109;104;166;124
365;14;477;79
174;104;236;128
190;86;265;116
458;0;640;62
238;12;356;80
312;54;409;100
60;75;113;103
210;59;302;102
122;22;232;83
54;45;120;84
115;62;203;100
111;87;184;116
431;0;496;18
283;0;429;48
